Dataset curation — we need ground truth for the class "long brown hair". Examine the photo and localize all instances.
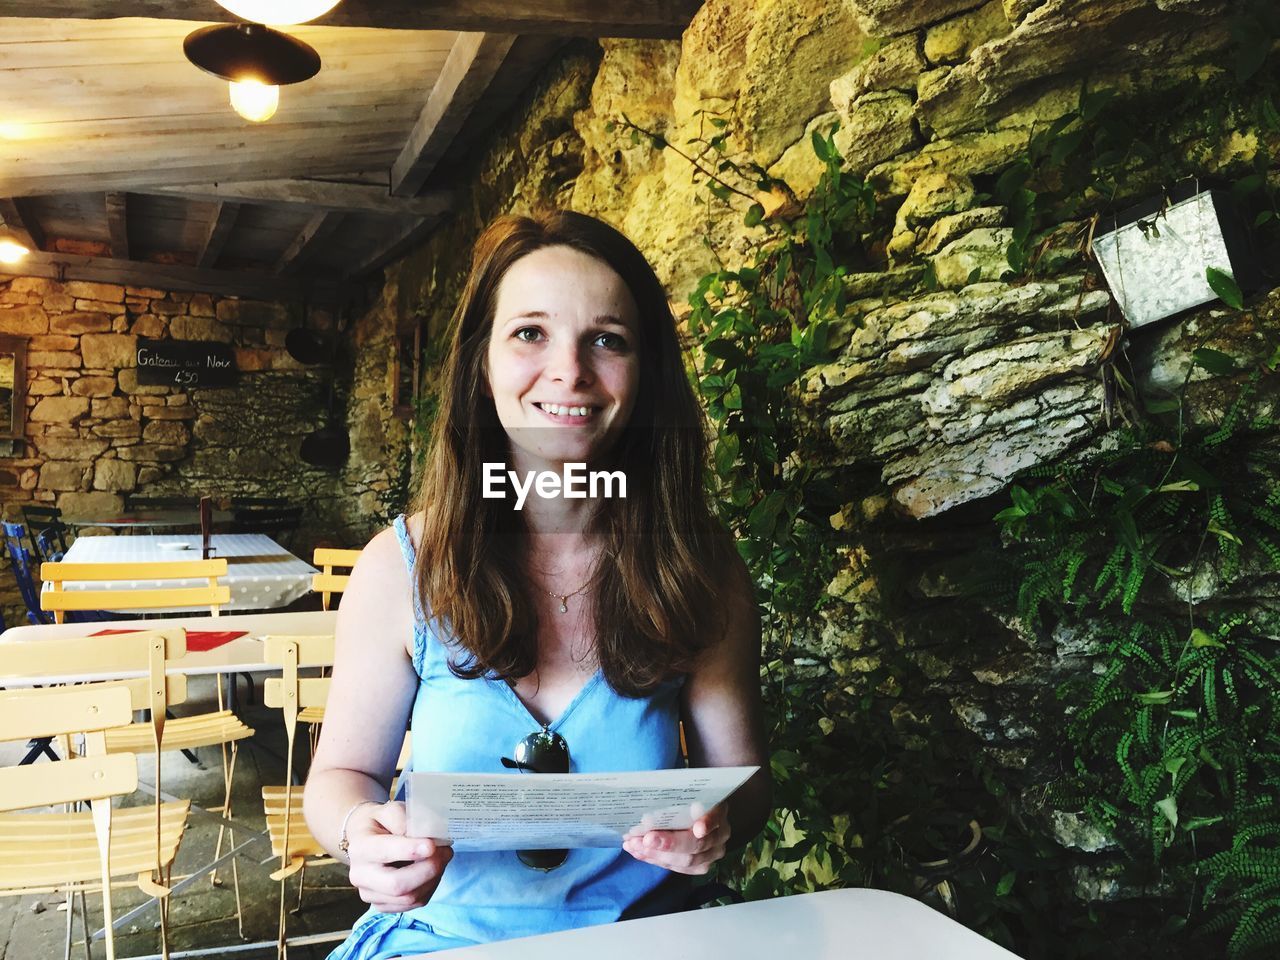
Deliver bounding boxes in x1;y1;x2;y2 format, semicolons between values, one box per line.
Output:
411;210;737;696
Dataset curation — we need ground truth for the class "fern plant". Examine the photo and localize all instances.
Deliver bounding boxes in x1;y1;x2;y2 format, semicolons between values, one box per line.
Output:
998;337;1280;956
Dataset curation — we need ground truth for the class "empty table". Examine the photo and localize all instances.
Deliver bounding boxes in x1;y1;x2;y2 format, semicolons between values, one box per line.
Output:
54;533;317;611
420;888;1024;960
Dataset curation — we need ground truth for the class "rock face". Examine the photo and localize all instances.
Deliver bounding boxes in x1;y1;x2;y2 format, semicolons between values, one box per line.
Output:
369;0;1271;674
915;0;1235;137
843;0;989;36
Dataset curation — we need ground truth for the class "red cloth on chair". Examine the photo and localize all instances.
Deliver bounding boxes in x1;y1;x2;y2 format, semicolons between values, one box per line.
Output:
91;628;248;652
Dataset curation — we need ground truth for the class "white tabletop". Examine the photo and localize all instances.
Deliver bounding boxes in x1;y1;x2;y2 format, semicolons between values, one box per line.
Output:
421;889;1023;960
56;533;318;612
0;609;337;685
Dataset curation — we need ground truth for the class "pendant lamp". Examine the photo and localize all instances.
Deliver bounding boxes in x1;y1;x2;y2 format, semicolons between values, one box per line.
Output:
214;1;341;26
0;236;29;265
184;22;321;122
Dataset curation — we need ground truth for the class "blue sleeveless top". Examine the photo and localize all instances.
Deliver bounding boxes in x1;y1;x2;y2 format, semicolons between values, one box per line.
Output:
328;516;687;959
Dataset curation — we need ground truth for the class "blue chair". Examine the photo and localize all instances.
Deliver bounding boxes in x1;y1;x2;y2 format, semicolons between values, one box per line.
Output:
1;522;112;626
1;522;59;762
20;505;69;562
2;521;51;626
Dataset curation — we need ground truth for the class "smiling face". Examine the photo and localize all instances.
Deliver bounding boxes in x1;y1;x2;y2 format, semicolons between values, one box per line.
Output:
485;244;642;474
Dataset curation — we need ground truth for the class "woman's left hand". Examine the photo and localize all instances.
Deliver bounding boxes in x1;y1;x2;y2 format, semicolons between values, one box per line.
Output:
622;804;730;875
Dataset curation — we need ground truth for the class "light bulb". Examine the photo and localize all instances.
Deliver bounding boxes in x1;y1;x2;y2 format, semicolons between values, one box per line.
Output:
229;79;279;122
0;238;29;264
214;0;340;25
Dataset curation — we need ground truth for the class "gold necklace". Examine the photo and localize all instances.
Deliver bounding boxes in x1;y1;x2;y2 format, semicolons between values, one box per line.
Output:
544;579;590;614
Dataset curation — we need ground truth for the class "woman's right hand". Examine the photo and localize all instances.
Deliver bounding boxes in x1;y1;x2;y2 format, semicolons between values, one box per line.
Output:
344;801;453;913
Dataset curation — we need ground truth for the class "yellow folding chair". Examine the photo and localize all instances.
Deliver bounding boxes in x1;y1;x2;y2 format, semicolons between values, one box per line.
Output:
39;558;231;624
311;548;360;612
39;562;254;934
302;549;360;753
261;634;338;959
0;630;192;960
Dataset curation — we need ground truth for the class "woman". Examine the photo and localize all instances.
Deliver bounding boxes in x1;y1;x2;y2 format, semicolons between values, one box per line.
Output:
305;210;771;958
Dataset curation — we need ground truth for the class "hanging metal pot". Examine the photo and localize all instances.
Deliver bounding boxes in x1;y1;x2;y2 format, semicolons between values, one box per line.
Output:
300;379;348;467
285;302;330;364
300;423;349;467
286;326;328;364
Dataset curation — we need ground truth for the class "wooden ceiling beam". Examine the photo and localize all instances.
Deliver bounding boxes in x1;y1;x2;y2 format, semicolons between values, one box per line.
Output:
0;197;45;252
391;32;516;197
196;200;240;269
148;179;454;218
105;191;130;260
0;155;405;200
348;217;441;278
275;211;343;275
0;1;702;38
0;249;344;303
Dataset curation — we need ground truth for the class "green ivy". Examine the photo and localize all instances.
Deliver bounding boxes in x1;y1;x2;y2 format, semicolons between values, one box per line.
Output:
997;266;1280;955
614;116;1128;957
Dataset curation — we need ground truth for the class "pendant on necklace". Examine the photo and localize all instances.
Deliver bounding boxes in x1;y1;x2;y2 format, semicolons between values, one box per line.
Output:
557;596;569;614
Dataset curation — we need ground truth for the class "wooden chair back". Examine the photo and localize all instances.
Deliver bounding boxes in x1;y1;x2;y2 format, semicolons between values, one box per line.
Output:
0;685;138;811
311;548;360;610
0;628;188;960
0;628;189;712
261;635;334;894
39;558;230;623
262;635;335;728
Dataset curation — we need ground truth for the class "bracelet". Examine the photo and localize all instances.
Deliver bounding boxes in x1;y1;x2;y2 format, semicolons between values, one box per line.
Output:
338;800;380;855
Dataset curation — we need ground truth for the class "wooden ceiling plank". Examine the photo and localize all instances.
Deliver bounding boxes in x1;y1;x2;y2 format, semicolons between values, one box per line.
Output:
0;249;344;302
0;2;702;38
275;211;343;275
147;179;455;218
104;191;129;260
197;201;240;269
0;153;404;199
0;27;455;69
391;32;515;198
0;197;45;251
348;217;441;278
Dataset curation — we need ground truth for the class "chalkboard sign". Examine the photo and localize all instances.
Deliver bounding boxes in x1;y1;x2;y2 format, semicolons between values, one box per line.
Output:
136;338;236;387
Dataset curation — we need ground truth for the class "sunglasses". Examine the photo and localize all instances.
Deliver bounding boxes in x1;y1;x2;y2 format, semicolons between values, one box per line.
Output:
500;726;570;870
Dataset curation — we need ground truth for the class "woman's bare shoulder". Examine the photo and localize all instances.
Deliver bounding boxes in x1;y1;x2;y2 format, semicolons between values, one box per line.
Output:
339;524;415;653
354;523;409;574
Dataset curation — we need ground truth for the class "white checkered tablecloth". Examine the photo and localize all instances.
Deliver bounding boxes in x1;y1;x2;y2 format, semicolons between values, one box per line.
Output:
55;533;318;612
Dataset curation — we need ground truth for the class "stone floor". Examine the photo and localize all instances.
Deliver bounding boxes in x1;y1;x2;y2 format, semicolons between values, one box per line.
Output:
0;675;369;960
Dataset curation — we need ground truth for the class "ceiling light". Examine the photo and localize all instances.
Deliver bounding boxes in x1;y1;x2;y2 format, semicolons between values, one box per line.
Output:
214;0;341;25
0;122;34;141
184;23;320;122
229;79;280;122
0;238;30;264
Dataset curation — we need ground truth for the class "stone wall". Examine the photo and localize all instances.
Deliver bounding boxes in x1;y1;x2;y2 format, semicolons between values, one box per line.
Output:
0;275;356;625
342;0;1279;941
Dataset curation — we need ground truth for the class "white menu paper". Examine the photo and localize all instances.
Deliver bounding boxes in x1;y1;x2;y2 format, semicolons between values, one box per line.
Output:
405;766;758;851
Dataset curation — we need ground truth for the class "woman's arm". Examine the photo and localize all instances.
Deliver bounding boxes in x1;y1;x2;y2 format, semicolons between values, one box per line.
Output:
624;553;773;873
303;526;452;911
